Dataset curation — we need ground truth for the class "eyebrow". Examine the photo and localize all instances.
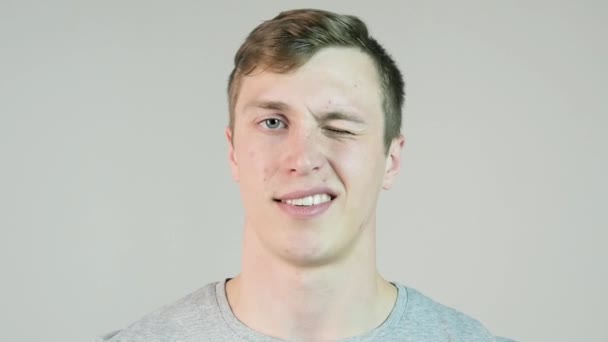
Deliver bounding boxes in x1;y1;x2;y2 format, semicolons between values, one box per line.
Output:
246;100;290;111
315;111;365;125
245;100;365;125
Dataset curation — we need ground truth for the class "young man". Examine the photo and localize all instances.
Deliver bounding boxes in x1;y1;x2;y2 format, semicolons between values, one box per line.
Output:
100;9;511;342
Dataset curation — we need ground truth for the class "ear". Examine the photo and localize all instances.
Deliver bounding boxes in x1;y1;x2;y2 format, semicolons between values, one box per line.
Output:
382;134;405;190
226;127;239;182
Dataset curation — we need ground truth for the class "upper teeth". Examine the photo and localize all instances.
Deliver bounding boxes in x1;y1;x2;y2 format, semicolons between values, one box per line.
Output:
283;194;332;206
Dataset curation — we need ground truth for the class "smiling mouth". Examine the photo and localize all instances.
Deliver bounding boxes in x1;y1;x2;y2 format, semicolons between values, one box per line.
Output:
274;193;335;207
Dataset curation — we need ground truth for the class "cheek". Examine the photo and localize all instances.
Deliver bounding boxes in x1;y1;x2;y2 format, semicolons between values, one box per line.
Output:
240;146;272;184
332;143;385;189
333;141;374;168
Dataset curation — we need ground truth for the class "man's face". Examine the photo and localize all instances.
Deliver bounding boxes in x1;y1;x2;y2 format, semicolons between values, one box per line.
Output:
227;47;403;266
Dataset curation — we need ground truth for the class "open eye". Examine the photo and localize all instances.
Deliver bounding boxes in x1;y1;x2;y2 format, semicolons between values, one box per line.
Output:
260;118;287;130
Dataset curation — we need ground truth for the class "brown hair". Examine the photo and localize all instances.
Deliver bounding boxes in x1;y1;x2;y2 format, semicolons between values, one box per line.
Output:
227;9;405;152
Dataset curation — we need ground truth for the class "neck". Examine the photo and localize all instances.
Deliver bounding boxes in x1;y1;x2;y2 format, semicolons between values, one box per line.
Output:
225;221;397;342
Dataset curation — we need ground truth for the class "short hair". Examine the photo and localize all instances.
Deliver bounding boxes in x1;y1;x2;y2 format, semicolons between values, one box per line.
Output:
227;8;405;152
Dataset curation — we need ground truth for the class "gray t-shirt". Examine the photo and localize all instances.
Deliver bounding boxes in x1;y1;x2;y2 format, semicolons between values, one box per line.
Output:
98;279;513;341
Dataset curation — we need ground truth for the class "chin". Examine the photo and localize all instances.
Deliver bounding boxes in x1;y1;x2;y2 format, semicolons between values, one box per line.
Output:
281;250;335;268
279;236;351;268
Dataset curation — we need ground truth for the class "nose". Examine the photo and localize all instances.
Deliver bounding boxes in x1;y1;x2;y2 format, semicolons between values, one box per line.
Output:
282;128;325;176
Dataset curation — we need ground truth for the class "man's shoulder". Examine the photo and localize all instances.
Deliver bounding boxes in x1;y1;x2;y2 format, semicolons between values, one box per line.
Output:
97;282;220;342
396;285;512;341
404;286;488;328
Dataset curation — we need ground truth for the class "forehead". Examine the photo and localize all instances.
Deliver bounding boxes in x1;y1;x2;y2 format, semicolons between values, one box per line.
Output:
235;47;383;116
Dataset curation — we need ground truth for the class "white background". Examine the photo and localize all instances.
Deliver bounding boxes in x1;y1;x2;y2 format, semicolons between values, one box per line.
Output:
1;1;606;341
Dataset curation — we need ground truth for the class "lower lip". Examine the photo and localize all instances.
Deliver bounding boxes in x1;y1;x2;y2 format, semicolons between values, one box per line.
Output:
275;199;333;219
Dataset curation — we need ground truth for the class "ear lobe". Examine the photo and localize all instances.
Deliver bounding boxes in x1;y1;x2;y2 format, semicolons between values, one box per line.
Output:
226;127;239;182
382;135;405;190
